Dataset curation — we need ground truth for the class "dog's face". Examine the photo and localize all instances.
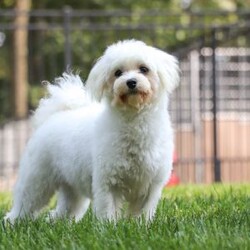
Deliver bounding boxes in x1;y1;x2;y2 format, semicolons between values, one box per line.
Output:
107;59;159;109
86;40;179;110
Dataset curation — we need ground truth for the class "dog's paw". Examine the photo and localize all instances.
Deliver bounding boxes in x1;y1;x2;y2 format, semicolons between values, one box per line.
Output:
46;210;58;222
46;209;68;222
3;213;16;226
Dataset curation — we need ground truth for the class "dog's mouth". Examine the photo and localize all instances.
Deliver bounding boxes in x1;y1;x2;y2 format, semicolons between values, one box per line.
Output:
119;90;151;109
112;83;154;110
120;89;138;101
128;89;139;95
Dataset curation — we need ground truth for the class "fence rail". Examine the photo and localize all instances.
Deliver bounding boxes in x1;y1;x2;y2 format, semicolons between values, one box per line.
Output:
0;9;250;189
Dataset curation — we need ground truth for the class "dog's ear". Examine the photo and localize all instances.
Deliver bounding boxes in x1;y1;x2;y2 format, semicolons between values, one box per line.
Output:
153;48;180;94
86;56;108;101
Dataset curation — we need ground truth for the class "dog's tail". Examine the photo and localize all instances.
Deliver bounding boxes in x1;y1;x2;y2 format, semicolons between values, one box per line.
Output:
32;73;89;129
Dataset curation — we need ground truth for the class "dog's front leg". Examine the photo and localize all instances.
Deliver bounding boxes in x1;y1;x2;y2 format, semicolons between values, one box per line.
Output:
93;189;118;221
140;183;163;221
127;183;163;221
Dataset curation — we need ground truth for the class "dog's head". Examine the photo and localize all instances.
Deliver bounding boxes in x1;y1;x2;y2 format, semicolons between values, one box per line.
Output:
86;40;179;110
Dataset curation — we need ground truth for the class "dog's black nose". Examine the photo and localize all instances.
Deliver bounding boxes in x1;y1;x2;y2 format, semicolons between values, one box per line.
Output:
126;79;137;89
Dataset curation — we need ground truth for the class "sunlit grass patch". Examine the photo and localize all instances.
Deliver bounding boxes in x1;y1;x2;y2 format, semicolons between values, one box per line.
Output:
1;184;249;250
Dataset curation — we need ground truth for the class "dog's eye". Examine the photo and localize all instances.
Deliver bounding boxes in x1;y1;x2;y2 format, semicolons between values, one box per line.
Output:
114;69;123;78
139;66;149;74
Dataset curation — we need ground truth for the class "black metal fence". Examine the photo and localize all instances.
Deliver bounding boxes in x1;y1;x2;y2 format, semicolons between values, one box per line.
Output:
0;9;250;189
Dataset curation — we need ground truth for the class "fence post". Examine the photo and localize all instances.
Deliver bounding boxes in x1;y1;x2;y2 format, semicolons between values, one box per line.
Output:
12;0;31;119
211;28;221;182
63;6;72;70
190;50;203;183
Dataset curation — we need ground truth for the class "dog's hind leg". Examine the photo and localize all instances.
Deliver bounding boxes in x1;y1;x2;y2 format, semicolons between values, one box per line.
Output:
48;184;90;221
4;169;56;224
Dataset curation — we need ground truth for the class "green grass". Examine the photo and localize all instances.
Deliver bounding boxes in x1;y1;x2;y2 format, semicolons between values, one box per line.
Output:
1;185;249;250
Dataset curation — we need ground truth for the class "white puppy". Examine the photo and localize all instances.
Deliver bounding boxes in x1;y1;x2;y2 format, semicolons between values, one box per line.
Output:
5;40;179;223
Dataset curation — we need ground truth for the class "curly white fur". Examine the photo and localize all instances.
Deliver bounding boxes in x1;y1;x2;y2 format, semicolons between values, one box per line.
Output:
5;40;179;223
33;73;90;129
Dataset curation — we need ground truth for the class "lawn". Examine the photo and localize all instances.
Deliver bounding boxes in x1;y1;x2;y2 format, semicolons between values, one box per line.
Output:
0;185;249;250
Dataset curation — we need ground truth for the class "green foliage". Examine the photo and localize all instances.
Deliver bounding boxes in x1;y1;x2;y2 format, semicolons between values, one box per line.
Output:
0;0;14;8
31;0;174;11
0;0;250;120
30;0;250;11
0;80;11;122
1;185;250;249
29;85;46;109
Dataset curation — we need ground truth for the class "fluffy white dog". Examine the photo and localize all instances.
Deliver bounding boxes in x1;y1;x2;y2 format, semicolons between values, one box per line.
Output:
5;40;179;223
